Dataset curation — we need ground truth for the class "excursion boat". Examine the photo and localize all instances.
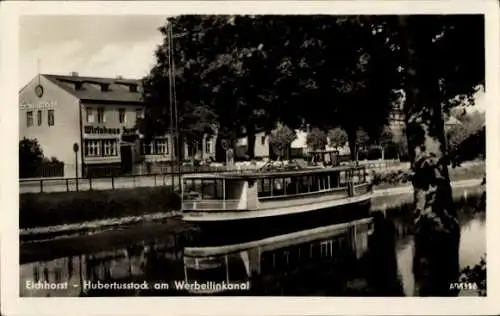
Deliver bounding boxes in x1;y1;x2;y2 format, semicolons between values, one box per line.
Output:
180;162;373;247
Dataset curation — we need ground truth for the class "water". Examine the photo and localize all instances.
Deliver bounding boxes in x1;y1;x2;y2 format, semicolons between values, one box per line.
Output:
20;195;485;297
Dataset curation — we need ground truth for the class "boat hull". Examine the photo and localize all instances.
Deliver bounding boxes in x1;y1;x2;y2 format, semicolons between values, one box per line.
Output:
183;194;371;248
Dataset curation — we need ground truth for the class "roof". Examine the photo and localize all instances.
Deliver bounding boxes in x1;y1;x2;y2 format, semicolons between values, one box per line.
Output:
42;74;143;104
182;165;365;180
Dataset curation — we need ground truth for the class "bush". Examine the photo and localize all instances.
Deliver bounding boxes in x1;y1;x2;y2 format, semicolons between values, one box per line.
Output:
20;187;181;228
459;255;486;296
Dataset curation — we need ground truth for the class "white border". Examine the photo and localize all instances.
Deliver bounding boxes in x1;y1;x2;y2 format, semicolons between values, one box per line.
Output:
1;1;499;315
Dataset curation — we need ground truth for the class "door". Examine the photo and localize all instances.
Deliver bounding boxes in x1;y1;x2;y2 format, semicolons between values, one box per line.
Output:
120;144;133;174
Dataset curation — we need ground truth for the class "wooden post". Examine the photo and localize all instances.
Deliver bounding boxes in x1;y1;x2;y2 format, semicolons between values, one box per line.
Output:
222;179;226;210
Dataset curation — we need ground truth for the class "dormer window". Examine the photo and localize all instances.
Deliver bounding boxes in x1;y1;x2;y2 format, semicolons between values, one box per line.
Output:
129;84;138;93
100;84;110;92
74;82;83;90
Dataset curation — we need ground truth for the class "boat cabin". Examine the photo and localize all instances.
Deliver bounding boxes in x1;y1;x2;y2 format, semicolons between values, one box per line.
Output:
181;165;371;222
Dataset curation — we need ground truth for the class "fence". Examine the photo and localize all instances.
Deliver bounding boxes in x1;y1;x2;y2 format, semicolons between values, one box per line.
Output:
20;162;65;179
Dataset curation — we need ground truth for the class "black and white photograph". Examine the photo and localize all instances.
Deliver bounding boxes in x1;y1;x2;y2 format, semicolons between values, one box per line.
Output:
1;1;499;315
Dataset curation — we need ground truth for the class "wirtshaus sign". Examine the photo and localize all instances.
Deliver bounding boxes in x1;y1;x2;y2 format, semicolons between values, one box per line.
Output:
84;126;121;135
84;126;140;135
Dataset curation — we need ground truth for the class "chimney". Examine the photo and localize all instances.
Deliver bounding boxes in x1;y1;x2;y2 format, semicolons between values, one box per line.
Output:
116;75;124;79
70;72;79;77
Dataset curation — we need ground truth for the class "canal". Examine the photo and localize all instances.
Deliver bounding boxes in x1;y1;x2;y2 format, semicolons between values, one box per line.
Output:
20;193;485;297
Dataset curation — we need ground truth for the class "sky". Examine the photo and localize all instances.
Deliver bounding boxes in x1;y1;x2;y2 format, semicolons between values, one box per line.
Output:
19;15;168;87
18;15;486;112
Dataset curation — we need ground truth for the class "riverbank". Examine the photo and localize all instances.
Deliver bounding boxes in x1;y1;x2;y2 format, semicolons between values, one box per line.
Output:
20;178;484;242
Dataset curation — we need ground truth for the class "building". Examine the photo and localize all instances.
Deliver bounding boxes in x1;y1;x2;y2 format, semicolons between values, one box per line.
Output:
19;73;216;178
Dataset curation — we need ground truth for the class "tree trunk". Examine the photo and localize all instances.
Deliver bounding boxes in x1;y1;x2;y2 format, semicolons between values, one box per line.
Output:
381;147;385;161
346;127;358;163
399;16;460;296
246;125;256;160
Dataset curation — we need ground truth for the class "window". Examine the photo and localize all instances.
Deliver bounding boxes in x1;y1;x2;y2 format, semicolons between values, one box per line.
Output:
143;142;152;155
154;139;168;155
103;139;117;156
97;107;105;123
37;110;42;126
205;139;212;153
84;139;101;157
261;135;266;145
135;108;143;120
86;108;95;123
119;108;126;124
48;110;55;126
26;111;33;127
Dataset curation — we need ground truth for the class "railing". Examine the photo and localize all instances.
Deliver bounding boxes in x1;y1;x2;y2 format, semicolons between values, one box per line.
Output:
182;199;245;211
19;174;181;194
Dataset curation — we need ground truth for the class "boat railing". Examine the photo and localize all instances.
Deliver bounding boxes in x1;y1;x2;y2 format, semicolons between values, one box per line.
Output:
182;199;245;211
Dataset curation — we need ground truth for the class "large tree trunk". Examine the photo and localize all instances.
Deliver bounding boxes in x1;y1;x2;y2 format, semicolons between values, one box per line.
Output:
399;16;460;296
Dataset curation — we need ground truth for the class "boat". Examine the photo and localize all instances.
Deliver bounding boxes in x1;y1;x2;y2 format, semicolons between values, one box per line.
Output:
180;161;373;247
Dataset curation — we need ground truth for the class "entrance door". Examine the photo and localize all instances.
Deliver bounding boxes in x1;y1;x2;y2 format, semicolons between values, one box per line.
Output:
120;144;133;174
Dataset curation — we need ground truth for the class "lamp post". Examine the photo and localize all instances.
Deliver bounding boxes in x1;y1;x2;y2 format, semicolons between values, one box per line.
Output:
73;143;79;191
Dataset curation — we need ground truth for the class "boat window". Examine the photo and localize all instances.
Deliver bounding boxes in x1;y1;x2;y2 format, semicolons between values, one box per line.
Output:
329;172;340;188
339;171;347;186
183;178;227;200
258;178;272;197
285;177;298;195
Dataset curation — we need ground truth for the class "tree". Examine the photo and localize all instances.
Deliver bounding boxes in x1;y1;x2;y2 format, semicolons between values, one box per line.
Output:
396;15;484;296
19;138;44;178
371;126;394;160
306;127;328;151
354;128;371;162
328;127;348;149
268;123;296;160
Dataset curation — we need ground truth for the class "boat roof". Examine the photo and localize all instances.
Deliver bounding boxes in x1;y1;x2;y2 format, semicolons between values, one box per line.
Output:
182;165;364;180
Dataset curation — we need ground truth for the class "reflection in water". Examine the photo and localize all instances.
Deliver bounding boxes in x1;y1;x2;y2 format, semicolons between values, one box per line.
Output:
20;196;485;297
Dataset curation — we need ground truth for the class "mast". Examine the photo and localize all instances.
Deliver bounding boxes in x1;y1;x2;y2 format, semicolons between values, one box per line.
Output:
167;21;176;191
170;23;182;190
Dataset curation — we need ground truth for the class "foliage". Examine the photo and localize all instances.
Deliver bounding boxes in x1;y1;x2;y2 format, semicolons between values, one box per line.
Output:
459;256;486;296
19;138;45;178
268;123;296;159
356;128;371;150
328;127;349;148
447;111;485;166
306;127;328;150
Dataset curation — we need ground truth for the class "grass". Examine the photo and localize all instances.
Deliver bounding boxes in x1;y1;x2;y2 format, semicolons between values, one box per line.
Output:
20;186;180;229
